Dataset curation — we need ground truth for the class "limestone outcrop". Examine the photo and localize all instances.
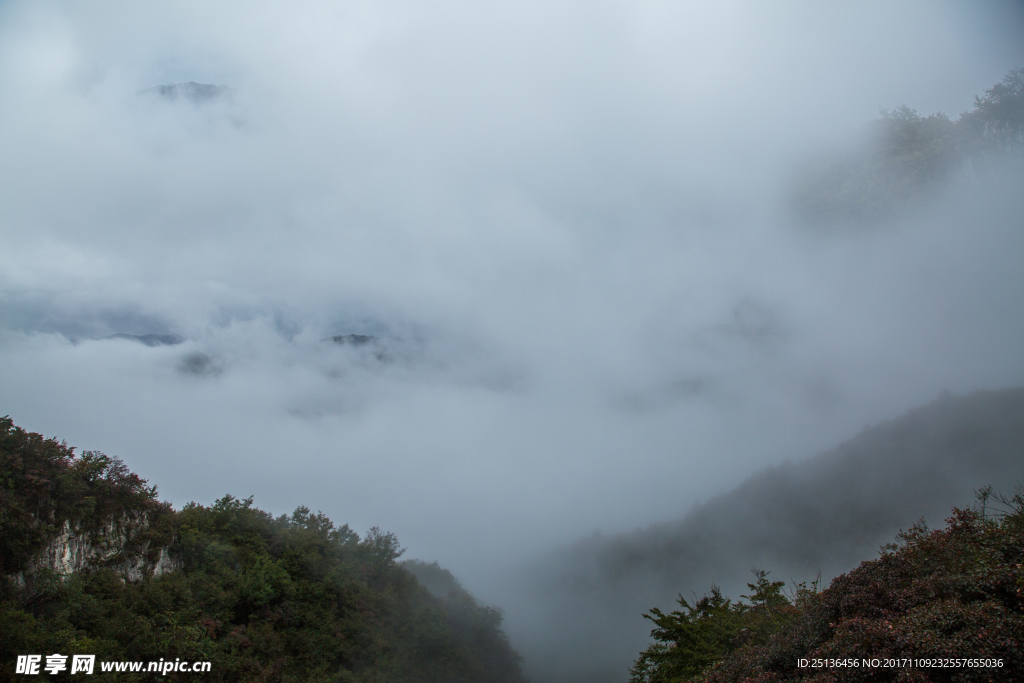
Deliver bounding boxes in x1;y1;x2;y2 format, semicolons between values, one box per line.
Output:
13;512;181;585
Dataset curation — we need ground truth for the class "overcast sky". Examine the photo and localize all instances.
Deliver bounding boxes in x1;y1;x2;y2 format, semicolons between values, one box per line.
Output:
1;0;1023;617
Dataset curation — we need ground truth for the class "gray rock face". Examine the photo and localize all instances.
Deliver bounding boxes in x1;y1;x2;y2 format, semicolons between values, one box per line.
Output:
13;513;181;585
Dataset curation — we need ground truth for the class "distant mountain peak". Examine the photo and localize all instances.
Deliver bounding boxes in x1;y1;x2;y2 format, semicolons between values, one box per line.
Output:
140;82;233;104
325;334;378;347
108;333;184;347
323;334;394;363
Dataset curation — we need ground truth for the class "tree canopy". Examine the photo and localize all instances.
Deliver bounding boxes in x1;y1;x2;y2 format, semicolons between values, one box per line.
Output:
792;67;1024;226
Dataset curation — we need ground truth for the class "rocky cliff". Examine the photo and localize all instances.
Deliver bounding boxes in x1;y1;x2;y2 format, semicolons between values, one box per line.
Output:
1;416;179;586
13;511;181;585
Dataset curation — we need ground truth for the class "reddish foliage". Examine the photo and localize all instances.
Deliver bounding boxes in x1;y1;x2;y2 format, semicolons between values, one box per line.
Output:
1;416;169;574
699;503;1024;682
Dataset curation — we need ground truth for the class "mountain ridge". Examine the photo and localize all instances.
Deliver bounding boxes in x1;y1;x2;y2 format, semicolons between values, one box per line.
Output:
512;387;1024;683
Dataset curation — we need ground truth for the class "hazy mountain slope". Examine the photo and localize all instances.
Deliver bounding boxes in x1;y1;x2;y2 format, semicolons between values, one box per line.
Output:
0;418;526;683
694;503;1024;683
510;387;1024;683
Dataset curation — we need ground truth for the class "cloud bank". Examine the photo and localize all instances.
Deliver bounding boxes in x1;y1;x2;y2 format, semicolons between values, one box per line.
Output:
1;0;1023;673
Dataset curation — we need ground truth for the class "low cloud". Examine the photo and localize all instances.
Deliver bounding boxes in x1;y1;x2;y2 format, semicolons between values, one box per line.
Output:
1;0;1022;676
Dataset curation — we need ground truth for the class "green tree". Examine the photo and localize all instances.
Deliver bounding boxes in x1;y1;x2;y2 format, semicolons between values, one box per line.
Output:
630;569;801;683
959;66;1024;158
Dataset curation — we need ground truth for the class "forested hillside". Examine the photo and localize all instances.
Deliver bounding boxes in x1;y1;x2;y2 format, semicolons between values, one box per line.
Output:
0;417;525;683
791;67;1023;226
631;492;1024;682
512;388;1024;683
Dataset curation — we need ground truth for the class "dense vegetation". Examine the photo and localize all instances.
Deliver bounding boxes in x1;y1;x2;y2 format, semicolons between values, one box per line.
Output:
0;417;525;682
631;489;1024;682
0;416;174;578
792;67;1023;225
629;570;813;683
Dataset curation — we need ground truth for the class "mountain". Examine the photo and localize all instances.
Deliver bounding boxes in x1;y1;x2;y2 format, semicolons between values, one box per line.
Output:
107;333;185;347
324;334;394;362
511;387;1024;683
5;385;1022;683
139;82;234;104
0;417;526;683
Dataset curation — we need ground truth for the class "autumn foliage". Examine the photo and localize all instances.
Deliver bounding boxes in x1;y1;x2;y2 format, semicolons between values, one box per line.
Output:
634;489;1024;682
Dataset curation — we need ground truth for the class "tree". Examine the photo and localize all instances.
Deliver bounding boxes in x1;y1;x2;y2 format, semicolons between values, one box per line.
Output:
959;66;1024;158
791;66;1022;227
630;569;801;683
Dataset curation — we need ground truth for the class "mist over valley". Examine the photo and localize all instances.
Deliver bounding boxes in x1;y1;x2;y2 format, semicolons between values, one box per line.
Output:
1;1;1023;680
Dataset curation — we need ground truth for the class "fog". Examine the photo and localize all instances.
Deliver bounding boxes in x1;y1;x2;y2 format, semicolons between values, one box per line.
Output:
1;0;1023;679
